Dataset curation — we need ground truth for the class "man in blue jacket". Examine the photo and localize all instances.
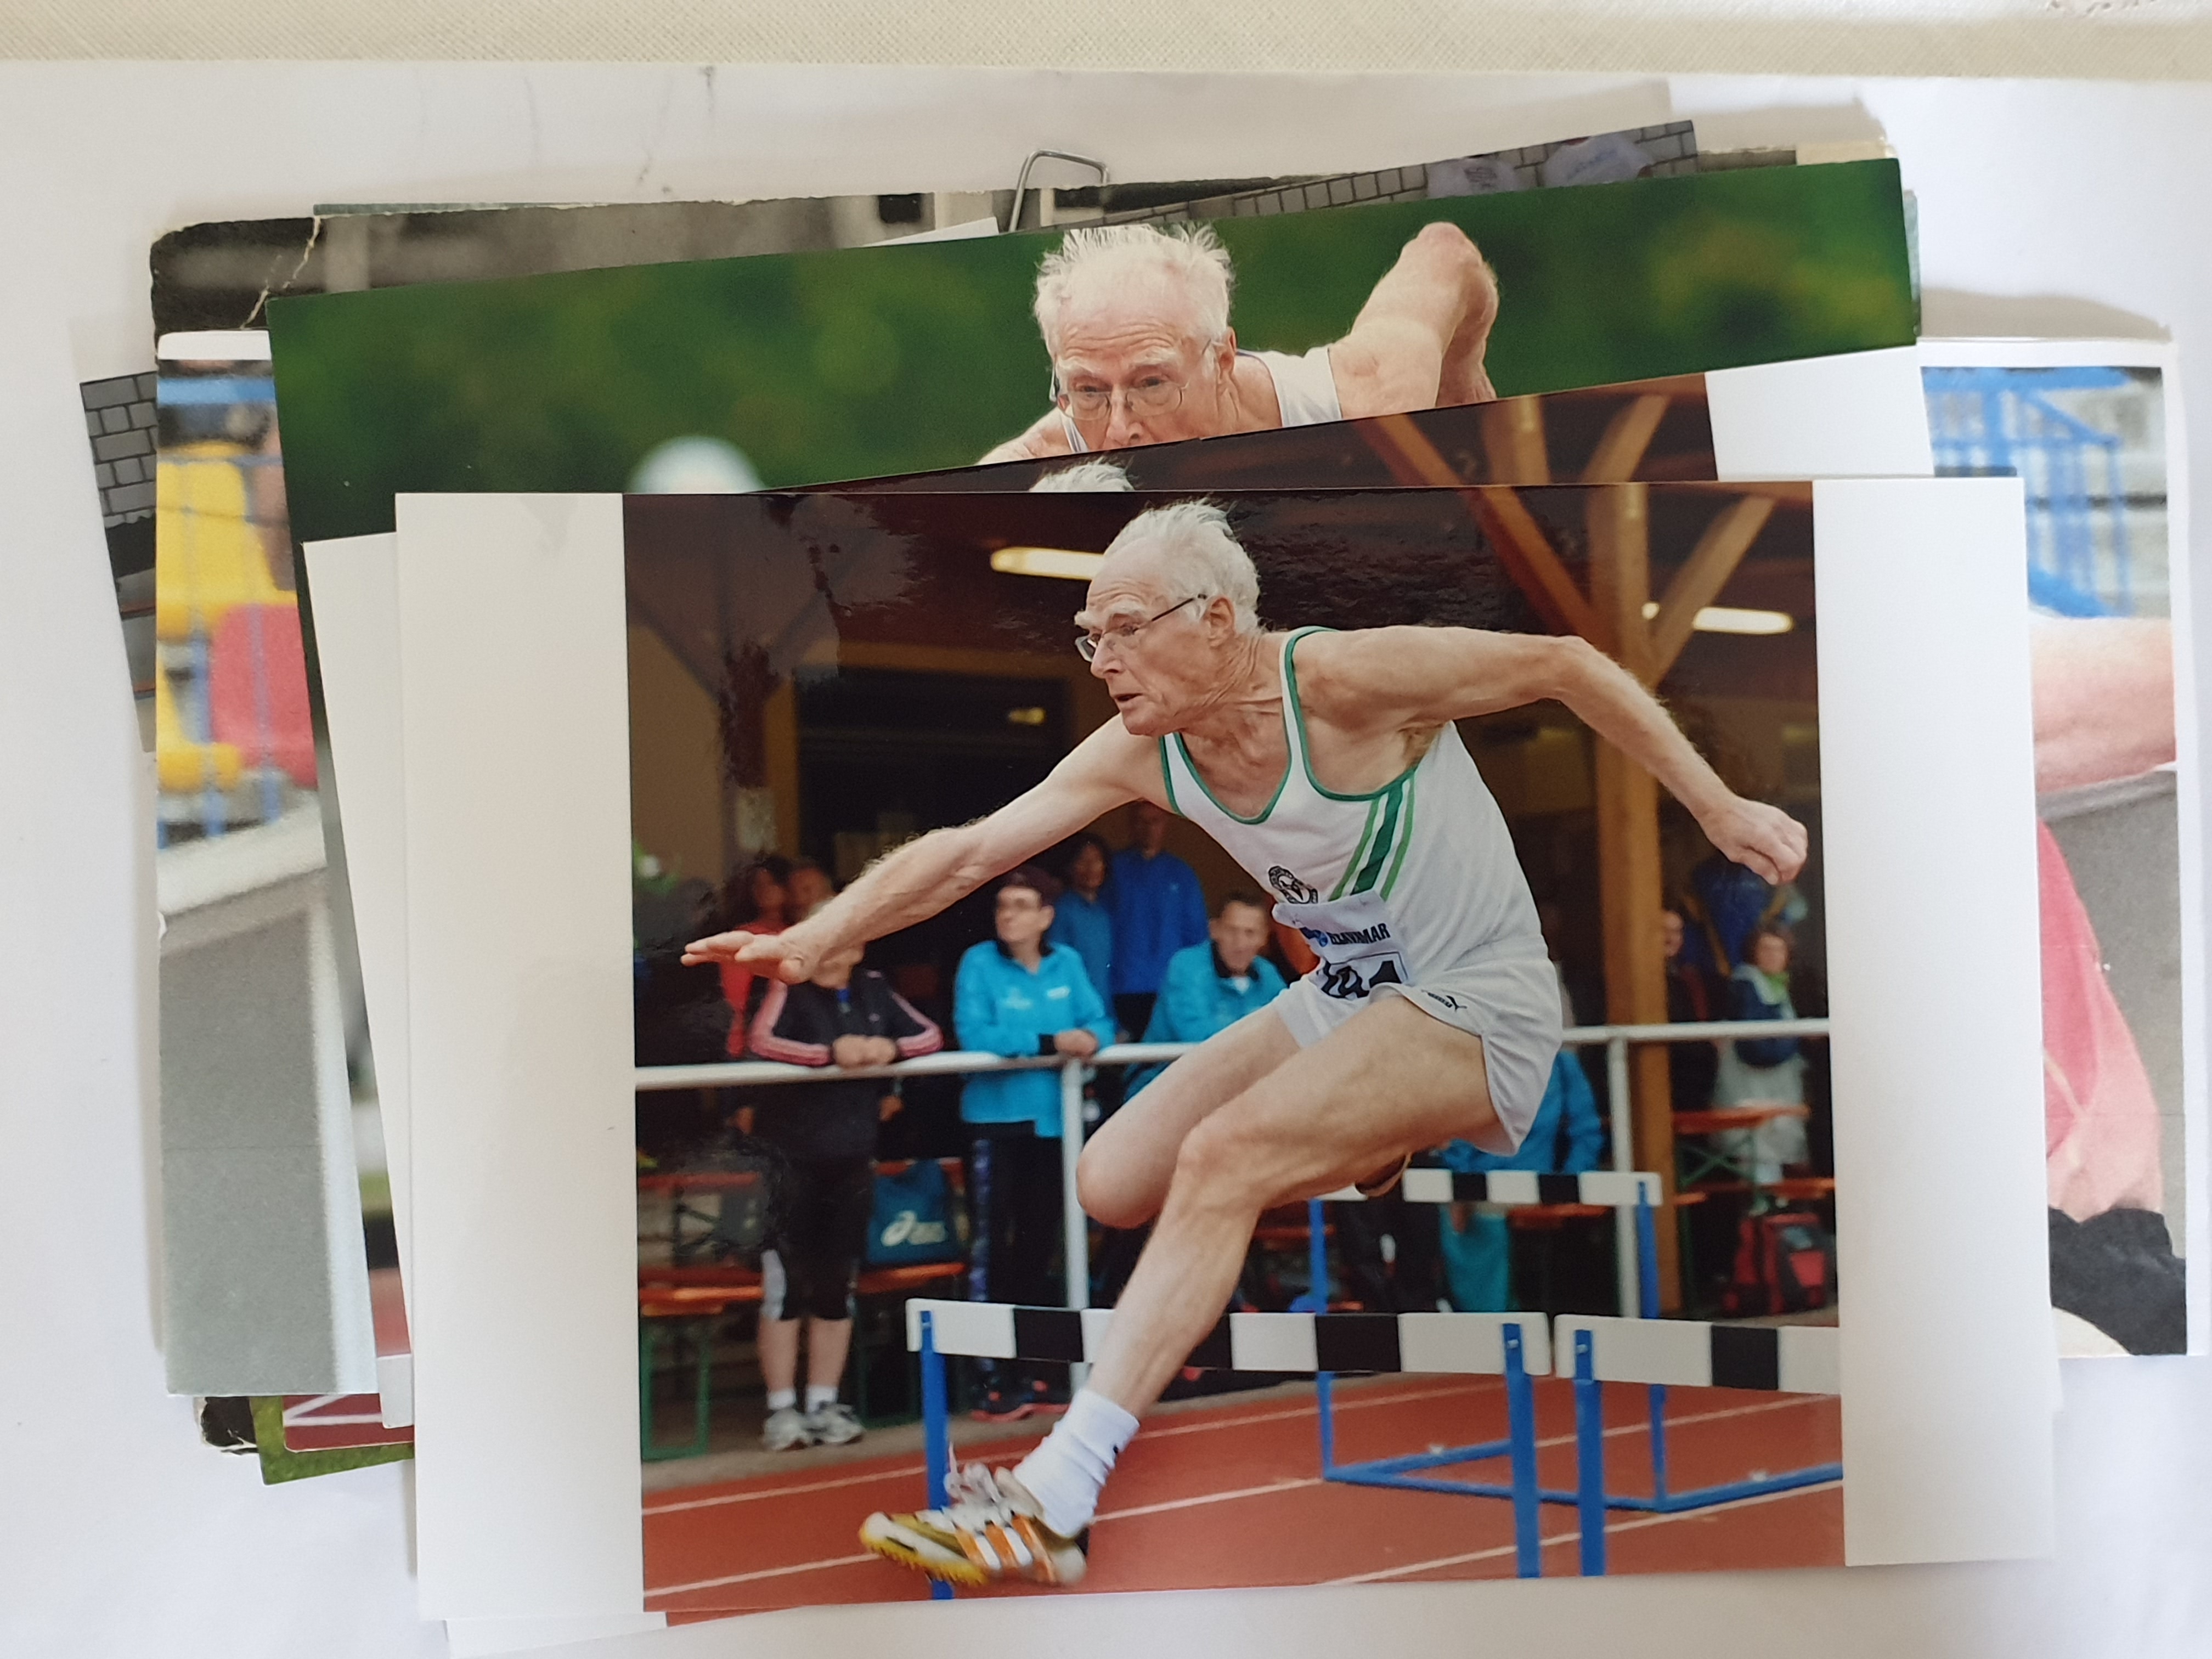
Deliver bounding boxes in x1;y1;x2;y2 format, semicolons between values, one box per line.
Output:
1126;892;1285;1098
954;865;1118;1420
1107;801;1209;1041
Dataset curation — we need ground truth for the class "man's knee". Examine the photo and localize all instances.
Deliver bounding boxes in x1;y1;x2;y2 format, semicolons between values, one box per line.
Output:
1076;1130;1154;1231
1410;219;1479;268
1166;1108;1273;1212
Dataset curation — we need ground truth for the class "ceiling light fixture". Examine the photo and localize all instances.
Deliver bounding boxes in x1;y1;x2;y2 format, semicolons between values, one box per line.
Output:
990;546;1104;581
1641;601;1795;635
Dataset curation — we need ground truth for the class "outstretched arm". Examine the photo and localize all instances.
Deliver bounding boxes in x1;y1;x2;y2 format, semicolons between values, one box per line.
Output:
684;721;1152;983
1328;221;1500;419
1302;625;1807;884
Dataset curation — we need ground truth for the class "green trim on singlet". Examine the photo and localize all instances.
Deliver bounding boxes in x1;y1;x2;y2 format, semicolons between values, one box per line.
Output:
1380;771;1419;899
1169;729;1289;826
1347;775;1408;896
1156;740;1180;816
1283;626;1425;804
1330;793;1385;901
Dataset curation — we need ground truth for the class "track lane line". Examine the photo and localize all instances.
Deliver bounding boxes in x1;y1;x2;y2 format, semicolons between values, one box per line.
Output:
644;1395;1830;1597
1327;1479;1841;1584
643;1381;1485;1515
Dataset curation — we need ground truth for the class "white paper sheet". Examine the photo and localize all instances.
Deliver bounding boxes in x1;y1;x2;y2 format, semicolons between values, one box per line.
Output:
368;476;2049;1617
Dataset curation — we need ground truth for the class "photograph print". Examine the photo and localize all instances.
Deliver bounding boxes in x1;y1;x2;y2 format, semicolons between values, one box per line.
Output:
625;478;1841;1617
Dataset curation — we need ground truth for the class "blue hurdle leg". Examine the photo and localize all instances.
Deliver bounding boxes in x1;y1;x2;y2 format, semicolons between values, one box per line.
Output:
1299;1199;1336;1472
1629;1196;1673;1507
1635;1197;1661;1320
1574;1332;1608;1576
918;1311;955;1601
1504;1326;1541;1579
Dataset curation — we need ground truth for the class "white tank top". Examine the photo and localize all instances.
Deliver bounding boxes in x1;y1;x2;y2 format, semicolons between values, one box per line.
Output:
1056;347;1343;453
1158;628;1547;1004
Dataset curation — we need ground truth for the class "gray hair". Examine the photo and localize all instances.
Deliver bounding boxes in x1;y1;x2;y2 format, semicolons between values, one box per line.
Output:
1027;459;1134;493
1033;223;1235;358
1101;501;1261;634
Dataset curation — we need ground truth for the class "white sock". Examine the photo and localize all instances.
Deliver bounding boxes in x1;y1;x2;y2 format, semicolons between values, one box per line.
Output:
1012;1389;1139;1537
766;1388;798;1412
805;1384;839;1413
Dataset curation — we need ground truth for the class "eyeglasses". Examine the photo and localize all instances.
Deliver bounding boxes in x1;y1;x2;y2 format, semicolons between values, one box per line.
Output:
1076;595;1203;662
1056;370;1190;423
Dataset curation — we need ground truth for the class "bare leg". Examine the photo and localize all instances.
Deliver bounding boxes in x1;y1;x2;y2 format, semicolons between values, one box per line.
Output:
1086;997;1500;1414
1077;1004;1301;1230
804;1317;854;1392
758;1316;800;1396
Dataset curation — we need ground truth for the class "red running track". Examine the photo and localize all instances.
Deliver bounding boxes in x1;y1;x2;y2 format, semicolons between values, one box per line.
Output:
643;1374;1842;1623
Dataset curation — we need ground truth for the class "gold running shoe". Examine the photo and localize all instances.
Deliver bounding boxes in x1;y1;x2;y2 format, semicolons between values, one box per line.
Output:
860;1464;1089;1588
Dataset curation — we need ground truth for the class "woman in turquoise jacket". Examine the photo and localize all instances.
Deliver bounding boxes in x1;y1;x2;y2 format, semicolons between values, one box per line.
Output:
953;866;1116;1420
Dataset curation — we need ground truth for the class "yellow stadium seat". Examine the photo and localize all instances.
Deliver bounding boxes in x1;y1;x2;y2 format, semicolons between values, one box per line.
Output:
154;663;242;795
155;443;289;642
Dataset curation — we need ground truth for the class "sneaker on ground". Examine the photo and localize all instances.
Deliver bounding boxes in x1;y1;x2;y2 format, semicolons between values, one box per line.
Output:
860;1464;1088;1587
761;1406;814;1452
968;1384;1032;1423
804;1401;865;1446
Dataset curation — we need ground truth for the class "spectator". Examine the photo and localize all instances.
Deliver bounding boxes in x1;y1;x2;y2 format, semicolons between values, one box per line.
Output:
1103;893;1286;1304
1711;924;1809;1182
742;919;943;1450
716;855;792;1057
787;856;836;916
1048;831;1120;1125
953;866;1116;1420
1125;893;1286;1098
1046;832;1115;1014
1107;801;1209;1040
1678;848;1807;975
1662;906;1721;1112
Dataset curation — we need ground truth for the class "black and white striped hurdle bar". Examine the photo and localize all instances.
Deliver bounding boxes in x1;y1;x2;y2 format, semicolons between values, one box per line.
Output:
1321;1170;1663;1206
1552;1316;1839;1394
906;1299;1552;1378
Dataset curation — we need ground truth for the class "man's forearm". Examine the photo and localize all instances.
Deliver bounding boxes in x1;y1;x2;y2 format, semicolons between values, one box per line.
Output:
1555;641;1731;816
804;826;991;952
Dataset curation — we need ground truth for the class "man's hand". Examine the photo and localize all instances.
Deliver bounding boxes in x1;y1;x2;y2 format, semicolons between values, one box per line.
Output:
1700;797;1808;885
680;928;819;982
832;1035;899;1069
1053;1029;1101;1059
878;1093;904;1122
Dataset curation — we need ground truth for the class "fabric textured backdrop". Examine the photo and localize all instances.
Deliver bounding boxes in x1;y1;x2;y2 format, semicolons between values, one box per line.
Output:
7;1;2212;78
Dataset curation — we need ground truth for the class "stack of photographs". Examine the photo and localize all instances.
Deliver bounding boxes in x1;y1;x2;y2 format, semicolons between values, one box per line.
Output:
89;97;2197;1650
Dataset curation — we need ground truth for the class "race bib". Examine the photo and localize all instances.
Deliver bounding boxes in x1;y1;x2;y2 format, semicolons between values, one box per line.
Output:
1276;889;1412;1002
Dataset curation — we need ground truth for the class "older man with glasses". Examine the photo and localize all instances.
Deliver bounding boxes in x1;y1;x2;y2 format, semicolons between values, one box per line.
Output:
687;501;1804;1589
981;219;1502;464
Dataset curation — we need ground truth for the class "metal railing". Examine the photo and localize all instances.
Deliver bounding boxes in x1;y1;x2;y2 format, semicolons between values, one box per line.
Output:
637;1019;1833;1318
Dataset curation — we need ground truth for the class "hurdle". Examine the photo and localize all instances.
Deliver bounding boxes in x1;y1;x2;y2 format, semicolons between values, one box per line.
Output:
905;1298;1554;1588
1299;1170;1663;1567
1550;1315;1841;1575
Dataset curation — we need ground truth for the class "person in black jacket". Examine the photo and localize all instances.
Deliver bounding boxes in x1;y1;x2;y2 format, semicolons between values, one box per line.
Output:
742;932;944;1450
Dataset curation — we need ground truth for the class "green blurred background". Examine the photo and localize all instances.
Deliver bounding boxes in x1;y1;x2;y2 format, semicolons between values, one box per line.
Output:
269;161;1913;545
